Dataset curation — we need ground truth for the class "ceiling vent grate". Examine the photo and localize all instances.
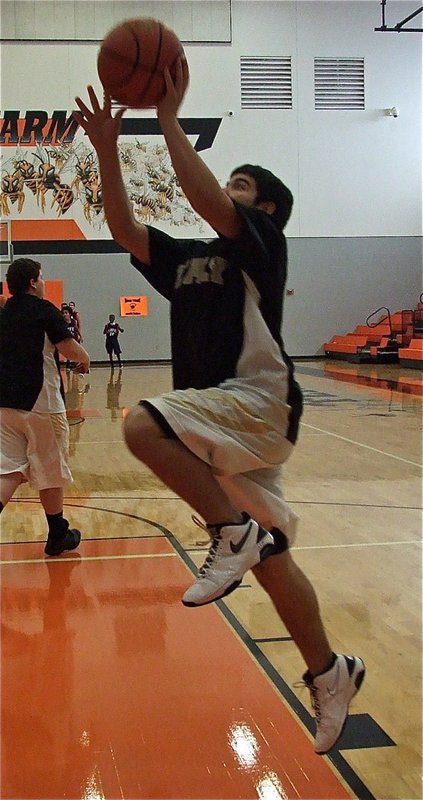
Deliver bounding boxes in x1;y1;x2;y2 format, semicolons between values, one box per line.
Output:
241;57;292;109
314;57;365;109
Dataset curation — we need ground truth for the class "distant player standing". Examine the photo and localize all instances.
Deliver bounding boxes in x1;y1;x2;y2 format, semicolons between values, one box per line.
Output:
103;314;124;368
62;305;81;369
68;301;83;340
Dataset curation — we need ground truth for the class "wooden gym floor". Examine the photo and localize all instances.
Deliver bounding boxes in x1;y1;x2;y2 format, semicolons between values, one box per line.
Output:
1;359;422;800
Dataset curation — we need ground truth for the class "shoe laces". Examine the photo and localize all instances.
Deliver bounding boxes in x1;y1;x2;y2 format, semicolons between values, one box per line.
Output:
191;514;208;533
308;684;322;723
192;514;212;547
194;519;222;578
293;679;322;724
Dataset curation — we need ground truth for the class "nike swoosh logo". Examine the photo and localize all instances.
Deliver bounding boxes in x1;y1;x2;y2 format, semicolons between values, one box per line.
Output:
230;523;252;554
326;665;340;696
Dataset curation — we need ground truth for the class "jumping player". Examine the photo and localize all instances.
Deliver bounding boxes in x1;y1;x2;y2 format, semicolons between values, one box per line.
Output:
74;66;365;754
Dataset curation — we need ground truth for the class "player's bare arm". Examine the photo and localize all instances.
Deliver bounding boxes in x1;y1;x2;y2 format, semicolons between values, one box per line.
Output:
157;60;243;240
56;337;90;373
73;88;151;264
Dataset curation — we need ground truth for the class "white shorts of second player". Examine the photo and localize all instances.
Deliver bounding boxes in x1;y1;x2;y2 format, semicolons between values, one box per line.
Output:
0;408;72;489
145;379;299;543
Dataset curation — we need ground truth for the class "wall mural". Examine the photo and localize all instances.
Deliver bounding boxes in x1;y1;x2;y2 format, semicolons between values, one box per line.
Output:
1;140;203;228
0;113;222;240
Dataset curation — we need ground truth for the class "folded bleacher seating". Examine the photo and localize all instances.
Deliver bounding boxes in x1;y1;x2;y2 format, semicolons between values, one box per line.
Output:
324;302;423;365
398;339;423;370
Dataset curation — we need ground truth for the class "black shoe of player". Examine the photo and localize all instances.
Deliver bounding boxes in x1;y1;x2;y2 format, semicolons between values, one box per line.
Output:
44;529;81;557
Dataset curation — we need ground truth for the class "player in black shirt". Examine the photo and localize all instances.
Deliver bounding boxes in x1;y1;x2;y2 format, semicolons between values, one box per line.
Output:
68;301;82;340
62;306;81;343
0;258;90;556
75;69;364;754
103;314;124;368
62;305;82;370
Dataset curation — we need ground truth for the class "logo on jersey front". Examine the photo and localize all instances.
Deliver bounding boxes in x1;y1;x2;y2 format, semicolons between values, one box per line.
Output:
175;256;227;289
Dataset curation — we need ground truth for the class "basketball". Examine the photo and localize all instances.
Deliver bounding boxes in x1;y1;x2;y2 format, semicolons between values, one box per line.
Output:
97;17;185;108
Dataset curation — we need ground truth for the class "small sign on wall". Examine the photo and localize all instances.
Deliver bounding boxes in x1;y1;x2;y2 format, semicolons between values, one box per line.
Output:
120;295;149;317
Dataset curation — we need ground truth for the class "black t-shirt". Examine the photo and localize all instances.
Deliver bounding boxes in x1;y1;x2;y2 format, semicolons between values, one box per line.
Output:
0;293;71;411
66;321;79;341
131;203;292;389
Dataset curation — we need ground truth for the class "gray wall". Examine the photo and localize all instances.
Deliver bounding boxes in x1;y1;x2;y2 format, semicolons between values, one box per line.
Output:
33;251;172;362
19;235;421;360
284;237;422;356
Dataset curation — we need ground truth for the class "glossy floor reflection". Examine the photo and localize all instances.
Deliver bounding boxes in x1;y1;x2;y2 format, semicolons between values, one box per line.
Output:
2;538;350;800
2;362;422;800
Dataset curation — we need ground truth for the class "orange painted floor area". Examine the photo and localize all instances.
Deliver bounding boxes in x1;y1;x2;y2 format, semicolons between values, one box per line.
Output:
1;538;351;800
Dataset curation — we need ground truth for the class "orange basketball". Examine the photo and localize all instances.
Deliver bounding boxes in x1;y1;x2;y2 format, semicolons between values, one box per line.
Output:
97;18;185;108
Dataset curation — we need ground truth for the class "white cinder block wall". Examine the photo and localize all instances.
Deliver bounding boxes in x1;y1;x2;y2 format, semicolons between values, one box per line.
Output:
0;1;421;357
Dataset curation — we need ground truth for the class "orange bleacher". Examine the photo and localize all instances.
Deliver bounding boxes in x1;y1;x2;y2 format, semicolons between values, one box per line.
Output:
325;302;423;365
324;335;368;356
399;339;423;370
369;336;393;358
354;325;391;338
324;327;396;362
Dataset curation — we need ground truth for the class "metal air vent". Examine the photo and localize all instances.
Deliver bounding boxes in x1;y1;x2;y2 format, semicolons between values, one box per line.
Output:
241;57;292;109
314;57;365;109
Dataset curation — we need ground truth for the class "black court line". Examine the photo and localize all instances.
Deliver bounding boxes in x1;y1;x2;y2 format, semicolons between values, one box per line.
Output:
10;497;421;511
0;502;170;546
12;496;182;502
2;508;389;798
255;636;293;643
0;534;165;546
5;499;420;553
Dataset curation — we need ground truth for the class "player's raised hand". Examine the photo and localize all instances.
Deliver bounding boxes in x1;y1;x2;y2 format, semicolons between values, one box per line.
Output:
157;57;189;119
73;86;126;152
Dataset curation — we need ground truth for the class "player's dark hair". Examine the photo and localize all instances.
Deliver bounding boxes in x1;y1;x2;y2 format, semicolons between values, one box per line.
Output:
230;164;293;230
6;258;41;295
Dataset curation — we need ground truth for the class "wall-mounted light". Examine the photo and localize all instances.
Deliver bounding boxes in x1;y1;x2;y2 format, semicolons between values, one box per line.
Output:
385;107;399;117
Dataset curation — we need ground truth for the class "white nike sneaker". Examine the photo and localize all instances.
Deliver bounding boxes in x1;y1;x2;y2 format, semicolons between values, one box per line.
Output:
303;654;366;754
182;514;275;607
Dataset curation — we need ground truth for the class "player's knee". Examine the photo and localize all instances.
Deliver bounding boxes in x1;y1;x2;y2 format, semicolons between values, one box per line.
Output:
123;406;157;457
123;406;145;453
